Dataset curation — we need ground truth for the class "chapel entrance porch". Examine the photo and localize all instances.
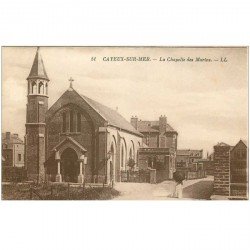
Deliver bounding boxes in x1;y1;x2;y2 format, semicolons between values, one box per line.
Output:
52;136;87;184
61;148;78;183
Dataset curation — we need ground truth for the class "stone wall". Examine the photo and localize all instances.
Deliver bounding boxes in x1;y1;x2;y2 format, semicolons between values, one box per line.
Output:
213;143;231;196
156;170;169;183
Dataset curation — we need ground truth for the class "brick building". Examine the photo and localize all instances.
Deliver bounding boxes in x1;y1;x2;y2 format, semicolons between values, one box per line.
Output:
176;149;203;169
230;140;248;197
131;115;177;180
212;140;248;199
2;132;25;168
131;115;177;150
25;47;143;184
175;149;208;180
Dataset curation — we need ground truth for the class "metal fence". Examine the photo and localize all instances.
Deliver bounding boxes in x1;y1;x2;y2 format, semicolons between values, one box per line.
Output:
120;170;150;183
186;170;206;180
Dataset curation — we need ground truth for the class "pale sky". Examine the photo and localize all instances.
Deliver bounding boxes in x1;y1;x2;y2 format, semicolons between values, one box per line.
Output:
2;47;248;154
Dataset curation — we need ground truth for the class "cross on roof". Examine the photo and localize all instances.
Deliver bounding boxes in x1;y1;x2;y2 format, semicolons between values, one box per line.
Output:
69;77;74;88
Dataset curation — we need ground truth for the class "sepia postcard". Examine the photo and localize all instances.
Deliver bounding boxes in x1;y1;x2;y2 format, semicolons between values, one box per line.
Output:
1;46;248;200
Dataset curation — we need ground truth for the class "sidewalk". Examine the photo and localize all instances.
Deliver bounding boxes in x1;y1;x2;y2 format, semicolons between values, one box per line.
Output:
114;176;214;200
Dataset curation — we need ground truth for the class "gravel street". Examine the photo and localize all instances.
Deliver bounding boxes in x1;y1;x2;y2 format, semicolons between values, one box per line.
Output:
114;176;214;200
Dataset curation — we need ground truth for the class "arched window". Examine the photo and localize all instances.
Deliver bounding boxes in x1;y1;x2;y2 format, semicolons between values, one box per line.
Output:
77;113;81;132
69;111;74;132
62;113;66;132
121;145;124;169
129;148;132;159
31;81;37;94
38;82;44;94
130;141;135;160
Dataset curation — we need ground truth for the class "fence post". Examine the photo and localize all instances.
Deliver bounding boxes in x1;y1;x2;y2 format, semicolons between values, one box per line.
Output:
67;182;70;200
29;187;33;200
82;181;85;199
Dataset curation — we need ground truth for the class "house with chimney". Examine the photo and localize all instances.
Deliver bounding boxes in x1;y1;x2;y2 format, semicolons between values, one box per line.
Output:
2;132;25;168
130;115;177;181
131;115;177;150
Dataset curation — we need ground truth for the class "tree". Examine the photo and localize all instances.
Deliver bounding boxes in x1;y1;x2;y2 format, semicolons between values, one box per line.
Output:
127;158;136;170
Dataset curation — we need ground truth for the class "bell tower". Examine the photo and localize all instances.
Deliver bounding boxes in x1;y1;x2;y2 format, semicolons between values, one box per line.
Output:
25;47;49;182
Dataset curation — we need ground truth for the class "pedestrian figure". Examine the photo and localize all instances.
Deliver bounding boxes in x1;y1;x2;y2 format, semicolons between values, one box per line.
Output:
172;171;185;199
174;180;183;199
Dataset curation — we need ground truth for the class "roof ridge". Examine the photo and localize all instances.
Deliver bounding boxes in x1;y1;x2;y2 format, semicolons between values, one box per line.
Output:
78;93;142;137
80;94;108;122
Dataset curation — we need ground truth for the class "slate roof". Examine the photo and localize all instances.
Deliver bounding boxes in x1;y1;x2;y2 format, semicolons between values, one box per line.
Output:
230;139;248;152
177;149;203;156
81;95;143;137
137;120;176;133
27;47;49;80
241;139;248;147
177;150;190;156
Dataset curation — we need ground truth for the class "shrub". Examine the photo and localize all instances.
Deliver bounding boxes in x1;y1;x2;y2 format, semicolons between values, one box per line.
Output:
127;158;135;170
2;167;27;182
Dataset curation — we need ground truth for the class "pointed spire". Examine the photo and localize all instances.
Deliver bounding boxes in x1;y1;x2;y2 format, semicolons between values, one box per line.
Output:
27;47;49;81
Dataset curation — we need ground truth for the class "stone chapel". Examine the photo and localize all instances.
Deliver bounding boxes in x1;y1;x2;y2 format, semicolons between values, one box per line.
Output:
25;47;143;184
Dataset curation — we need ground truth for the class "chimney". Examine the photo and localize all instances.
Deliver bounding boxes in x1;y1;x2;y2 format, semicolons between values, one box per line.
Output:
6;132;11;140
13;133;18;138
159;115;167;133
130;116;138;130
